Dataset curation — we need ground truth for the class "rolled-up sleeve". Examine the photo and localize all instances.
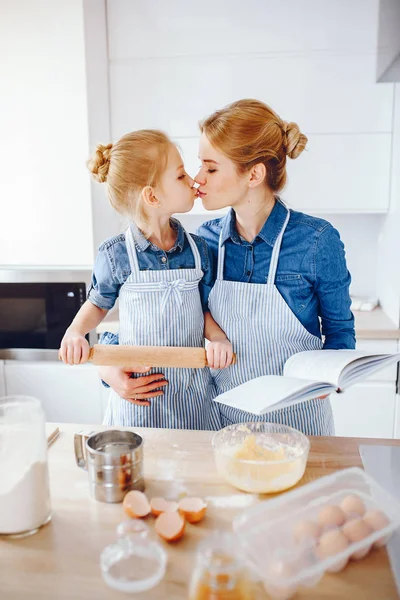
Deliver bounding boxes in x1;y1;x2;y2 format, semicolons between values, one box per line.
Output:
87;246;120;310
315;225;356;349
99;331;119;345
98;331;119;388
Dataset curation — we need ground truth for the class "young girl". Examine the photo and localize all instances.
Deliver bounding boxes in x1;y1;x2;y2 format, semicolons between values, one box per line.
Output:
59;130;233;429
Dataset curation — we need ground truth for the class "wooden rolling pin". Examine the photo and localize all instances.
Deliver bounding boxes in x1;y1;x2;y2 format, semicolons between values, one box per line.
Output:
88;345;236;368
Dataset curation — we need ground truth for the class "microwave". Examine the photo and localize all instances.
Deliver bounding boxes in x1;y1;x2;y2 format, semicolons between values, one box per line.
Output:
0;269;96;356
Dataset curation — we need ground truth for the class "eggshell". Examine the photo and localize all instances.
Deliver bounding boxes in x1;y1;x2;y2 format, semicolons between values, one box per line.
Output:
317;530;349;572
178;497;207;524
150;497;179;517
123;490;151;519
363;509;391;548
155;511;185;542
340;494;366;518
317;505;346;529
342;518;373;559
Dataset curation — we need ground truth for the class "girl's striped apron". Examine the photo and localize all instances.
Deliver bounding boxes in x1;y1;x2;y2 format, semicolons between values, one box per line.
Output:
208;208;334;436
103;225;221;430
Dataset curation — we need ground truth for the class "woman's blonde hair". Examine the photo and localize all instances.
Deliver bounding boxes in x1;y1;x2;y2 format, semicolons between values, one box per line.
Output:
200;99;307;193
87;130;172;227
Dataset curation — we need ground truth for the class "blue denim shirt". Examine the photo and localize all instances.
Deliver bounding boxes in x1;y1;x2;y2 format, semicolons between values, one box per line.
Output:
87;218;214;313
197;200;355;350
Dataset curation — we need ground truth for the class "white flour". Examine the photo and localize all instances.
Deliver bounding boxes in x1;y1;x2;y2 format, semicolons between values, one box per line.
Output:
0;461;50;534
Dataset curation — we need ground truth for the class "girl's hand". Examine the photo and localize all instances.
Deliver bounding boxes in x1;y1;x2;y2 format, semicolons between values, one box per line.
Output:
207;339;234;369
59;330;90;365
98;366;168;406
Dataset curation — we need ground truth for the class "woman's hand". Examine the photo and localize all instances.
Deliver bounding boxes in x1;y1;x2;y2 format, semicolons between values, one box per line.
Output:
99;365;168;406
59;329;90;365
206;339;234;369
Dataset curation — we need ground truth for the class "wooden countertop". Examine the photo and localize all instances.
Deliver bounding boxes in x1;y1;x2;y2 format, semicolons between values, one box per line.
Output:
354;309;400;340
97;308;400;340
1;425;399;599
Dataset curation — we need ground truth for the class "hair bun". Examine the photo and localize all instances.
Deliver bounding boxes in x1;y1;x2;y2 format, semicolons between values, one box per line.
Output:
87;143;113;182
281;121;307;159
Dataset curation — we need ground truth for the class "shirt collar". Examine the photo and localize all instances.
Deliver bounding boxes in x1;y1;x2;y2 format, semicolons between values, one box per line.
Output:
220;199;289;247
129;218;185;253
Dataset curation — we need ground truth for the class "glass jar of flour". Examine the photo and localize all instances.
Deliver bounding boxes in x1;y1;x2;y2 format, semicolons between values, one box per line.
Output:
0;396;51;537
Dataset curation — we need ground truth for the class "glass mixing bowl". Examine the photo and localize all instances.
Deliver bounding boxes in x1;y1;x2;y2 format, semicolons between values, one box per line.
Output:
212;422;310;494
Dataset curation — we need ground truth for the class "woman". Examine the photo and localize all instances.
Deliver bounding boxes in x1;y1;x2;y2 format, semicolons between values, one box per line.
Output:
99;99;355;435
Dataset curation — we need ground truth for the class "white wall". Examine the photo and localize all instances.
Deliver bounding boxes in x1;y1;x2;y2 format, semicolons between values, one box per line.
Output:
86;0;395;299
0;0;93;267
377;84;400;325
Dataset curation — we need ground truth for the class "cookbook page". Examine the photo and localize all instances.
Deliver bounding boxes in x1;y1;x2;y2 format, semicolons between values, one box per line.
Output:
283;350;369;387
212;375;335;415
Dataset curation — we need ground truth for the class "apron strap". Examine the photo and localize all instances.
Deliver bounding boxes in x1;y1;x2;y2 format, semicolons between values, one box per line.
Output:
125;226;140;273
267;208;291;286
216;233;225;281
185;232;203;271
216;208;291;284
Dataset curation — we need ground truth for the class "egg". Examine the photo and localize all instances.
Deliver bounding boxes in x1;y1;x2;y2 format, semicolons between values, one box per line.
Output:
363;509;391;548
317;505;346;529
293;520;321;545
264;559;297;600
342;518;373;559
340;494;366;518
317;530;349;572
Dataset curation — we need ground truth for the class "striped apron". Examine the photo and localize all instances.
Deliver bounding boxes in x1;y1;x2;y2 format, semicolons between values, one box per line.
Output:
103;225;221;430
208;208;334;436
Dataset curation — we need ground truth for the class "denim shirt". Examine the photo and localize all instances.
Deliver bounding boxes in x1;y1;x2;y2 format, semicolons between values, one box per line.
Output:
197;200;355;350
88;218;214;313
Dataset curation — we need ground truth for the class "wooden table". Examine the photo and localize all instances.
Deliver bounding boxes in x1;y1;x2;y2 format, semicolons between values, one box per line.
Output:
1;424;399;599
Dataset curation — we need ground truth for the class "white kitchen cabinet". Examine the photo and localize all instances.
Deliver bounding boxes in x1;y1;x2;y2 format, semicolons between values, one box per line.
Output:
0;361;5;397
107;0;379;60
330;339;399;438
331;381;396;439
4;362;105;424
356;339;399;382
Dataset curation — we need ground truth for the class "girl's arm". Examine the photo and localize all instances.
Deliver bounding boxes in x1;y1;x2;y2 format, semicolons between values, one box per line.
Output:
59;301;107;365
204;311;234;369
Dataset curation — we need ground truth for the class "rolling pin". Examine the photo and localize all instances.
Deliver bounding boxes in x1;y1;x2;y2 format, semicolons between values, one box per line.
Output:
88;345;236;368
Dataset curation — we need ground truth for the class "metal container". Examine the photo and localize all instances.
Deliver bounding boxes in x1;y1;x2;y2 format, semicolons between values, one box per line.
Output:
74;430;144;503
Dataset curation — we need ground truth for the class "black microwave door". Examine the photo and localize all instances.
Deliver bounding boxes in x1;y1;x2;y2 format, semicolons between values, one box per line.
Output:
0;283;86;349
45;284;85;348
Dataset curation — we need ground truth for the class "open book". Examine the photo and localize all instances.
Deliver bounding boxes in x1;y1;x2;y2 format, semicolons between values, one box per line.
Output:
213;350;400;415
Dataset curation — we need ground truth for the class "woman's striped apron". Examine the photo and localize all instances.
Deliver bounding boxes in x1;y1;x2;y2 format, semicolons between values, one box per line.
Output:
208;208;334;436
103;225;221;430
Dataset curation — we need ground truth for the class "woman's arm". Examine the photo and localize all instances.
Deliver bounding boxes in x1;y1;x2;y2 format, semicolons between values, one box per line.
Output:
97;332;169;406
315;225;356;349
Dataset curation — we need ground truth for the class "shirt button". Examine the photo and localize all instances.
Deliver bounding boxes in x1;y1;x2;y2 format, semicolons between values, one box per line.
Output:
161;256;167;263
249;246;253;251
247;270;251;276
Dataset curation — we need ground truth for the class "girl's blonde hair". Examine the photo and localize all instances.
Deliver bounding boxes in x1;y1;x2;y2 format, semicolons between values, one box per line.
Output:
87;130;172;227
200;99;307;193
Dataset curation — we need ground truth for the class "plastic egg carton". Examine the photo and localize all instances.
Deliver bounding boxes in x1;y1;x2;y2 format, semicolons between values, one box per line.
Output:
233;467;400;600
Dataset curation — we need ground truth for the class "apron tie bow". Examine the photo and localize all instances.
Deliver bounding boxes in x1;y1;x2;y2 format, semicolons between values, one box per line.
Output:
159;279;186;313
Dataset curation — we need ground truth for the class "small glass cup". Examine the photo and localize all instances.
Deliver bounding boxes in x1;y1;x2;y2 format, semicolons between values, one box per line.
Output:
0;396;51;538
189;531;254;600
